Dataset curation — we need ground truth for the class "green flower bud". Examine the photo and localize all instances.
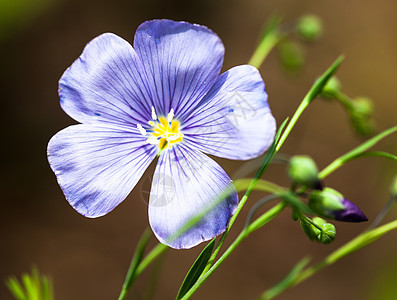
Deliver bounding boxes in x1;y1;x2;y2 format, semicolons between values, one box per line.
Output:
313;217;336;244
349;97;376;136
288;155;322;189
300;216;336;244
309;188;345;213
300;217;320;241
321;76;341;99
352;97;373;118
278;40;304;72
296;14;323;41
309;188;368;222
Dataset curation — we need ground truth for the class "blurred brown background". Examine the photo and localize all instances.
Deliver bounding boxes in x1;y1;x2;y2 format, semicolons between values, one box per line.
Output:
1;0;396;299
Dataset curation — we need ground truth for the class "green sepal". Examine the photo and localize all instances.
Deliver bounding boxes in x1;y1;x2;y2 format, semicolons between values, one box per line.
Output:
176;238;216;300
313;217;336;244
300;217;336;244
309;188;345;217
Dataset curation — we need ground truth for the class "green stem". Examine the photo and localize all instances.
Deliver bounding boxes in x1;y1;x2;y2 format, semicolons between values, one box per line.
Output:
334;90;354;110
119;179;282;300
367;195;397;231
202;180;284;275
248;32;281;68
276;56;344;152
118;241;168;300
199;56;344;286
261;219;397;299
248;14;283;68
134;243;168;280
318;126;397;179
118;229;152;300
294;219;397;285
181;202;287;300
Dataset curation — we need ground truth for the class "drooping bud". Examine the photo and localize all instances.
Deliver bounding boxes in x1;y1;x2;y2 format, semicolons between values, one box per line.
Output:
278;40;304;72
300;216;336;244
349;97;376;136
288;155;322;189
313;217;336;244
321;76;341;99
309;188;368;222
296;14;323;41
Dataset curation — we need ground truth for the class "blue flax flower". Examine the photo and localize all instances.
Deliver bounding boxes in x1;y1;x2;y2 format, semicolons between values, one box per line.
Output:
47;20;276;249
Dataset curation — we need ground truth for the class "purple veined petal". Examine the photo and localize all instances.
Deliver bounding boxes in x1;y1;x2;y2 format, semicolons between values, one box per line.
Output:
181;65;276;160
149;144;238;249
59;33;154;126
133;19;224;119
47;124;157;217
332;199;368;222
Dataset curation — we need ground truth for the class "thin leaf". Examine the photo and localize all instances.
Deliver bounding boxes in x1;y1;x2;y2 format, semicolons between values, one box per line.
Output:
354;151;397;162
118;228;151;300
176;238;216;300
260;257;311;300
6;277;27;300
319;126;397;179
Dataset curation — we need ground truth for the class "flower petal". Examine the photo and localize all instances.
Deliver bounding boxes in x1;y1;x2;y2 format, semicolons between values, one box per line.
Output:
47;124;157;217
149;145;238;249
181;65;276;160
133;19;224;119
59;33;154;126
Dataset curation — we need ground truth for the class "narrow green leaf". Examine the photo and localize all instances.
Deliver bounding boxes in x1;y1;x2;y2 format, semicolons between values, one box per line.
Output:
22;274;37;300
176;238;216;300
6;277;27;300
275;56;344;152
353;151;397;162
319;126;397;179
260;257;311;300
41;277;54;300
118;228;152;300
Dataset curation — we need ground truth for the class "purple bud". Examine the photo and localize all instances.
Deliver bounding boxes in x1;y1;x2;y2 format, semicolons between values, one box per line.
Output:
332;199;368;222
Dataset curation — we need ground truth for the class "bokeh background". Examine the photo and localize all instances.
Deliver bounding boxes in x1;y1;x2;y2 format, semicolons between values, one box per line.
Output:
1;0;396;299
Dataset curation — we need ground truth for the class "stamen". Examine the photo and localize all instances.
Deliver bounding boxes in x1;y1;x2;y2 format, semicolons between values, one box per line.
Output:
146;137;160;145
167;108;174;123
151;106;157;120
143;107;183;152
137;124;147;136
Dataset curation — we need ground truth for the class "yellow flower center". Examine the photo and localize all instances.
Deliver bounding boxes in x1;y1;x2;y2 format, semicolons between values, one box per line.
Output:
137;107;183;152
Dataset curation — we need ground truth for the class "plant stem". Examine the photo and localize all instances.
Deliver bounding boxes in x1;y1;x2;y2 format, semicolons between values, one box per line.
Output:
295;219;397;284
261;219;397;299
198;56;344;288
318;125;397;179
248;14;283;68
276;56;344;152
248;32;281;68
181;202;287;300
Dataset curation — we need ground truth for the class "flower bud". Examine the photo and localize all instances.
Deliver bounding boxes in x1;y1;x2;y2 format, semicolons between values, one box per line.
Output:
321;76;341;99
288;155;322;189
300;216;336;244
313;217;336;244
309;188;368;222
296;14;323;41
349;97;376;136
278;40;304;72
352;97;373;118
